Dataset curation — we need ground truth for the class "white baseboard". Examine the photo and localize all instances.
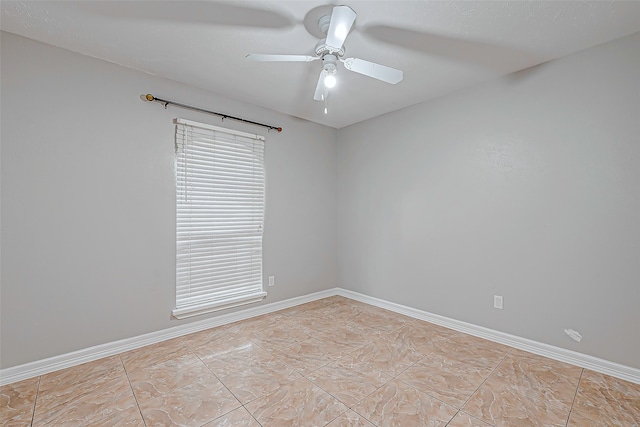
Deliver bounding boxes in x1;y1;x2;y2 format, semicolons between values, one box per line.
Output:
336;288;640;385
2;287;638;386
0;288;338;386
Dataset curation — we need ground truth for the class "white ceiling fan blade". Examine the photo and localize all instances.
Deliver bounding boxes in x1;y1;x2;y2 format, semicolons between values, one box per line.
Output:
246;54;318;62
325;5;356;50
342;58;404;84
313;70;328;101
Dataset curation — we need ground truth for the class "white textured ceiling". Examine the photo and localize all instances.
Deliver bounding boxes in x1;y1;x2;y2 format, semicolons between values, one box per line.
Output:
2;1;640;129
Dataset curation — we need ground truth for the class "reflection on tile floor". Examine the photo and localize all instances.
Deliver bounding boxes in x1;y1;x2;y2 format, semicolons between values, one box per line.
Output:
2;296;639;426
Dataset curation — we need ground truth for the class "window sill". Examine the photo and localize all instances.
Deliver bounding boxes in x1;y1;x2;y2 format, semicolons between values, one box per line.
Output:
172;292;267;319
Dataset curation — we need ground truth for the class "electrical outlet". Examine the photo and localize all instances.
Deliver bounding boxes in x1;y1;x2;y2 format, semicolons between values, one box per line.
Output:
268;276;275;287
494;295;503;309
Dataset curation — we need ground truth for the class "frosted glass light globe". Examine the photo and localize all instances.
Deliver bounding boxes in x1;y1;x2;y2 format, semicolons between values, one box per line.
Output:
324;74;337;88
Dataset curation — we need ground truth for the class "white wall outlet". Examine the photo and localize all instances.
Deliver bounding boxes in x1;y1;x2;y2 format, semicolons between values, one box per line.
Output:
494;295;503;309
268;276;275;287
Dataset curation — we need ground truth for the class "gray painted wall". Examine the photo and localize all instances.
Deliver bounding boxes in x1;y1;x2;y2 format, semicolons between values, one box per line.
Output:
3;29;639;371
0;32;338;368
337;32;640;369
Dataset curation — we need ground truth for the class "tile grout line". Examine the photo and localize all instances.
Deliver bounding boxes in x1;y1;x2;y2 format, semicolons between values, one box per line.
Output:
318;321;445;426
389;329;501;425
393;337;460;427
343;317;434;426
444;409;462;427
456;347;586;425
183;341;256;426
237;311;409;426
168;339;251;426
296;323;395;426
453;346;514;426
185;337;274;427
249;325;373;425
302;362;385;426
390;342;467;427
393;356;480;426
119;354;148;427
564;368;584;427
517;353;589;418
29;375;41;427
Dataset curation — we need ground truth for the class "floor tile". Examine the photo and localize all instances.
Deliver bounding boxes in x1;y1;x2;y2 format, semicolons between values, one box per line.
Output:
409;321;460;341
570;369;640;426
120;338;192;373
566;410;604;426
190;333;257;362
203;406;261;426
180;323;242;349
325;409;376;426
196;339;265;371
482;350;581;410
138;379;241;427
91;406;146;426
436;335;510;369
245;377;348;426
352;379;458;427
34;356;133;421
278;297;345;317
508;349;583;382
347;309;413;334
334;338;425;377
33;374;138;426
446;411;494;427
37;356;124;398
379;331;439;363
383;323;452;353
397;350;496;408
461;373;573;427
231;313;290;336
0;377;39;426
309;325;374;351
460;349;582;426
301;303;372;327
202;344;300;404
247;322;314;352
128;353;218;401
268;336;356;375
306;362;392;407
286;315;350;335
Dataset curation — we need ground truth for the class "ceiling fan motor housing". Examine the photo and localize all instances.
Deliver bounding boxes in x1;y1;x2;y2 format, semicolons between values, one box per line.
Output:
315;39;345;57
318;14;332;33
315;13;347;57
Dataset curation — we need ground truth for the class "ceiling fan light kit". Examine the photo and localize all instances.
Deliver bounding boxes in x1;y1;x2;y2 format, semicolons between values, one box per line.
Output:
322;55;338;88
245;4;404;110
324;74;337;88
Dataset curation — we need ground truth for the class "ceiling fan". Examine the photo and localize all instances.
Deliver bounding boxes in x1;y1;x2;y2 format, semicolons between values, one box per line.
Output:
246;5;403;106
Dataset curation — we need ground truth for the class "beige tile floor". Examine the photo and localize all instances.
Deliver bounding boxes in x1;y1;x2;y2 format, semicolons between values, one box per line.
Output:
2;296;639;426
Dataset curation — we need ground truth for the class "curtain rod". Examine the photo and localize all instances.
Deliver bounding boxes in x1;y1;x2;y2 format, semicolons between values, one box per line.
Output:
143;94;282;133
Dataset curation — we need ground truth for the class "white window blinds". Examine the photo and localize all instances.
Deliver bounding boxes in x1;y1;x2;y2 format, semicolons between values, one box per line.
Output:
173;118;266;319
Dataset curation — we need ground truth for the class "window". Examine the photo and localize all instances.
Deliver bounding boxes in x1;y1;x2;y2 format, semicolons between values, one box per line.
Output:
173;118;266;319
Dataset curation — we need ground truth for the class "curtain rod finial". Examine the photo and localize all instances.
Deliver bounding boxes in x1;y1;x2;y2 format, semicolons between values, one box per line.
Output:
145;94;155;102
276;127;283;133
